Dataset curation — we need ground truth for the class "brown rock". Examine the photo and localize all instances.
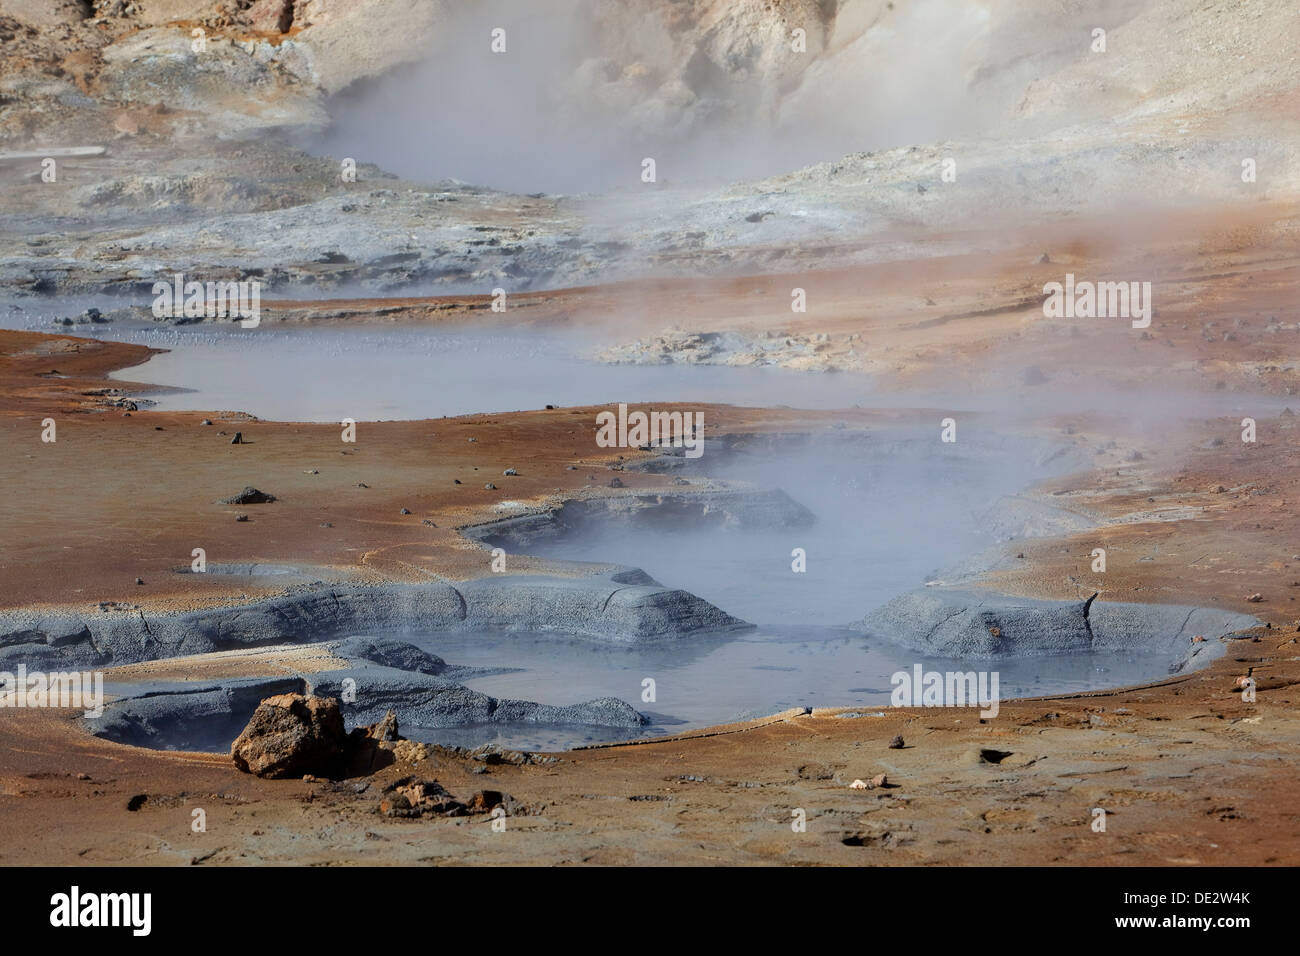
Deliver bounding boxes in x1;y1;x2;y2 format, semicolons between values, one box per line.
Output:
396;740;432;762
380;777;464;818
248;0;295;33
888;735;905;749
361;710;401;742
465;789;518;814
344;710;403;775
231;694;347;779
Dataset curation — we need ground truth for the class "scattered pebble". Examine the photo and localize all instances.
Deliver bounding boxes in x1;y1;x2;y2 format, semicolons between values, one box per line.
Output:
849;773;888;790
888;735;905;749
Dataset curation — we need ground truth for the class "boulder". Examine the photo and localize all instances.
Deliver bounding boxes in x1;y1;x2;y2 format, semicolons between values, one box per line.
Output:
231;693;347;778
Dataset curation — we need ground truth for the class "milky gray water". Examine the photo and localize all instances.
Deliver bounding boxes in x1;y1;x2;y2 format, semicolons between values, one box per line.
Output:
0;309;1217;749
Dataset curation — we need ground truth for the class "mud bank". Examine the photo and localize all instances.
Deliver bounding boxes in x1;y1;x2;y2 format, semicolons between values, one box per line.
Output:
464;487;814;550
88;648;646;753
860;588;1260;670
0;568;749;671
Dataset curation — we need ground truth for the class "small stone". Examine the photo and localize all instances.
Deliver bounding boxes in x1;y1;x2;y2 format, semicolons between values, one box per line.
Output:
871;773;888;788
400;508;411;515
1191;634;1206;643
503;468;518;476
608;477;624;488
235;514;249;522
200;419;212;426
230;431;244;444
221;486;276;505
888;735;905;749
320;522;332;528
356;482;368;489
484;482;497;490
422;519;437;527
135;577;144;586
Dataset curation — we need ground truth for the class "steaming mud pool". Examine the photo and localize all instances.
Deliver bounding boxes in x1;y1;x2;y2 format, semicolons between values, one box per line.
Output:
0;317;1258;754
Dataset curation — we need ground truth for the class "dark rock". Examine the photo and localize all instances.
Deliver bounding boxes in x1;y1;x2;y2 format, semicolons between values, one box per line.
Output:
888;735;905;749
220;486;276;505
465;789;520;814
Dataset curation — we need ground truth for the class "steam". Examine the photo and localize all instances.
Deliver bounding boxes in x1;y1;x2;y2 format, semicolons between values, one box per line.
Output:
307;0;1044;195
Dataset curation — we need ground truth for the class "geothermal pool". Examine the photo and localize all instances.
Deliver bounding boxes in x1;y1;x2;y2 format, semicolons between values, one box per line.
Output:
402;627;1174;752
101;323;875;421
369;434;1175;752
1;312;1253;751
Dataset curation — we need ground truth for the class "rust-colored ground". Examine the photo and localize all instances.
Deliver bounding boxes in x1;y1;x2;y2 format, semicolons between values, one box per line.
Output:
1;208;1298;865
